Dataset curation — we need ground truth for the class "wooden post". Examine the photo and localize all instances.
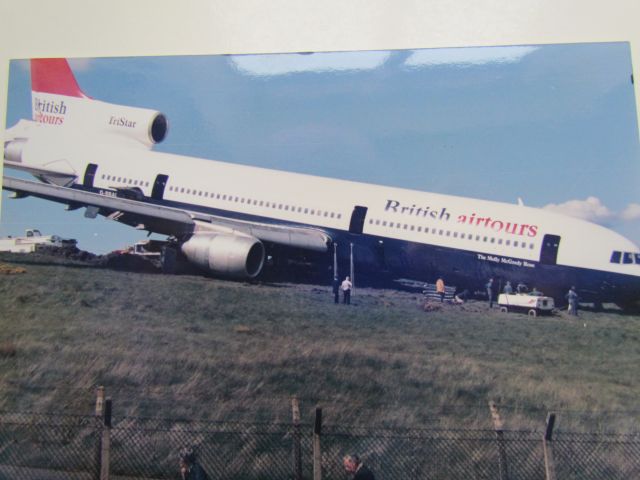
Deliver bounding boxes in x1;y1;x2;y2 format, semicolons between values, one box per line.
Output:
93;387;104;480
543;413;557;480
94;387;106;480
95;386;105;416
313;408;322;480
489;402;509;480
291;397;302;480
100;398;112;480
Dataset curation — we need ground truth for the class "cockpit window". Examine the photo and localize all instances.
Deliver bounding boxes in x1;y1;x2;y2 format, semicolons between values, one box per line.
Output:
610;251;622;263
635;254;640;264
623;252;634;264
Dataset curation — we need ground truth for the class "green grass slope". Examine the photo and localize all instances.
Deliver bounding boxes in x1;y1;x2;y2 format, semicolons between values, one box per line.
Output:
1;252;639;431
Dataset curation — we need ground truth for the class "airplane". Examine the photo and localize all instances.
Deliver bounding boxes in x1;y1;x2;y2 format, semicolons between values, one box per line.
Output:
3;58;640;310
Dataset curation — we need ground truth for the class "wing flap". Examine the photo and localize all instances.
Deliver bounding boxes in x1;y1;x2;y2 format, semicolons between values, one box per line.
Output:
3;176;195;236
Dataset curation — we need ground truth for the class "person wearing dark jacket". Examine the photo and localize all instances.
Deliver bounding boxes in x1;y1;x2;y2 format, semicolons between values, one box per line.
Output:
565;286;579;316
343;454;375;480
180;448;209;480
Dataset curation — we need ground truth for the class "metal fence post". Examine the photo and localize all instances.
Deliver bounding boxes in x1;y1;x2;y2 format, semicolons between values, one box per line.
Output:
291;397;302;480
489;402;509;480
543;413;557;480
313;408;322;480
100;398;112;480
94;387;105;480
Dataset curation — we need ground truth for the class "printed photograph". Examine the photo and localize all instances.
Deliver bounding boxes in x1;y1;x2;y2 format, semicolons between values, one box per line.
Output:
1;43;639;478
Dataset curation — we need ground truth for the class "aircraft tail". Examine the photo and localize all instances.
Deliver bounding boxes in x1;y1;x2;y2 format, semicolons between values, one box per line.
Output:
26;58;168;146
31;58;87;98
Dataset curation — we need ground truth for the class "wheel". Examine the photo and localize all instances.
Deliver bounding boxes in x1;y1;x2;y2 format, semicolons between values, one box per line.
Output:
500;306;508;313
527;309;537;317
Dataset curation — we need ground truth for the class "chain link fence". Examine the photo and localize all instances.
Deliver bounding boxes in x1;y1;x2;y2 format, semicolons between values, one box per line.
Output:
0;410;639;479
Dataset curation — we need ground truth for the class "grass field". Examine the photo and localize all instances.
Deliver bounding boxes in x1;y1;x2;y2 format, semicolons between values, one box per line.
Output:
1;252;639;432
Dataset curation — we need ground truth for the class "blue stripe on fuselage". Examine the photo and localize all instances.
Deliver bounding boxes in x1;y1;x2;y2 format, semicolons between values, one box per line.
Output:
82;185;640;306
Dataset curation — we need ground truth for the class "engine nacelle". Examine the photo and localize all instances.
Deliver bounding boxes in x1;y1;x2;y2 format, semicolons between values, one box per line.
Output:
180;233;265;279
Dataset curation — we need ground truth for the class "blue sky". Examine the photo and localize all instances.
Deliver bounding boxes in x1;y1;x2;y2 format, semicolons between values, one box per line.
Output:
2;42;640;253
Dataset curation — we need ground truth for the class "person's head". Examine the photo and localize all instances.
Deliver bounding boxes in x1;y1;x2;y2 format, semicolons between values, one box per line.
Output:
571;286;576;291
345;276;350;281
343;454;360;473
506;281;511;285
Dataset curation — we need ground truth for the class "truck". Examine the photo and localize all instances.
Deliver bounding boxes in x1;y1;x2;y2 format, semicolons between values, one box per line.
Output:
0;229;77;253
497;292;555;317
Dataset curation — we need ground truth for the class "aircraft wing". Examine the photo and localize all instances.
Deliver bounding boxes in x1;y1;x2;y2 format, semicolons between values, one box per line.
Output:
2;176;331;252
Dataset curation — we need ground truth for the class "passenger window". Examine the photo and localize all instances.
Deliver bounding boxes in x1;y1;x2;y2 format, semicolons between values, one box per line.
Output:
610;251;621;263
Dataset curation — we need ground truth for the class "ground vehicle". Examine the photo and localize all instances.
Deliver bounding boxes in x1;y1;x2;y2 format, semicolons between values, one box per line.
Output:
497;293;555;317
0;229;76;253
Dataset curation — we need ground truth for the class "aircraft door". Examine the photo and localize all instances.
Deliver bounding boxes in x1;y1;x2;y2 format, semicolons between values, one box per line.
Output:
83;163;98;188
349;206;368;234
540;234;561;265
151;174;169;200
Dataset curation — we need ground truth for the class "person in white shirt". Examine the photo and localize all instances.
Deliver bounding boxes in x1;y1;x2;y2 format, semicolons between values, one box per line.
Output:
341;276;352;305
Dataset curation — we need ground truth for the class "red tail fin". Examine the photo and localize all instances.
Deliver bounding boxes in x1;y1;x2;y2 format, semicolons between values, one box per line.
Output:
31;58;87;97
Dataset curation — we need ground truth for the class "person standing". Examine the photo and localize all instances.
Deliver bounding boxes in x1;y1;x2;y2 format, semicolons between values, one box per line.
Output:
341;276;353;305
486;278;494;308
332;276;340;304
503;281;513;295
343;454;375;480
566;286;579;316
179;448;209;480
436;278;446;302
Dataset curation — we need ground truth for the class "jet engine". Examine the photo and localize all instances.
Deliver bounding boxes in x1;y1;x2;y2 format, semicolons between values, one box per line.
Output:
180;233;265;279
